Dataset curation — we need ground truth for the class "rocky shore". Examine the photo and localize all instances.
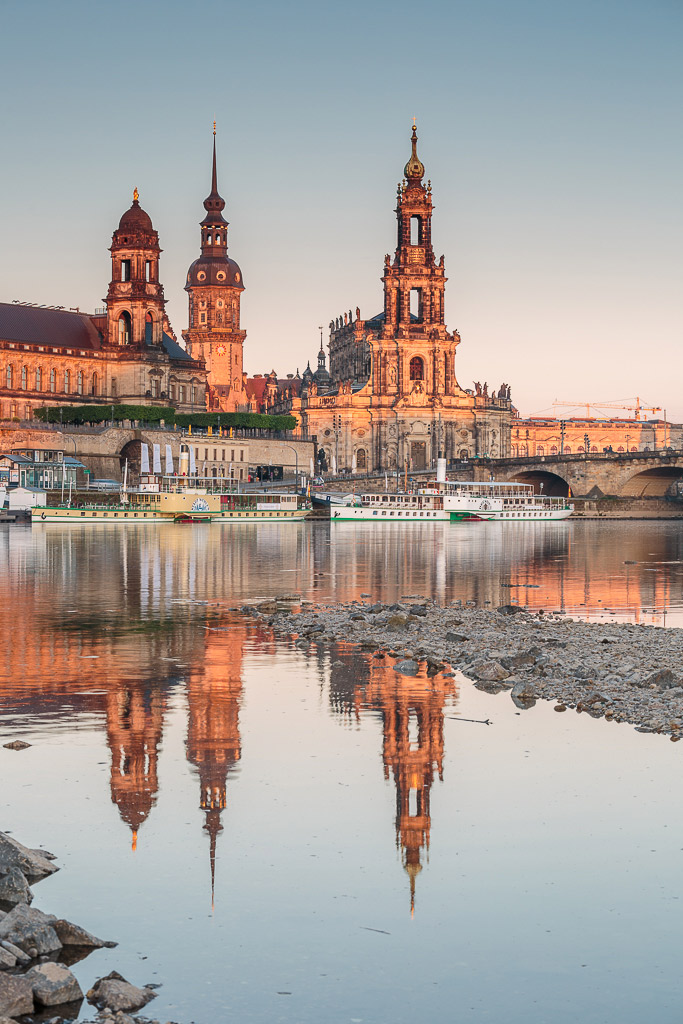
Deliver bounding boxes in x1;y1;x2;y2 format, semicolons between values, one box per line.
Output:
243;596;683;738
0;832;177;1024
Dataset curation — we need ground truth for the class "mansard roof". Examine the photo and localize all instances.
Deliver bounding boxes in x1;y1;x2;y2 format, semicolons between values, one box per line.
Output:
0;303;103;351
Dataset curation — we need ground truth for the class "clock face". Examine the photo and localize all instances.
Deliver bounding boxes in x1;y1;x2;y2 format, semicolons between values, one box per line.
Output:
216;345;227;355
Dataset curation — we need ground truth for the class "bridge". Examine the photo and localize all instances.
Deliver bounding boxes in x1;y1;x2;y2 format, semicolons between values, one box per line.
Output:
453;451;683;498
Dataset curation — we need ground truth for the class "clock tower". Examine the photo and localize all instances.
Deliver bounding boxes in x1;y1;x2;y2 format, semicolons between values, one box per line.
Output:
183;126;248;411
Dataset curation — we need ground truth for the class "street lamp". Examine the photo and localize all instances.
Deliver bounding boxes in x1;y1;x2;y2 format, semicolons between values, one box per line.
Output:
584;433;590;458
280;443;299;491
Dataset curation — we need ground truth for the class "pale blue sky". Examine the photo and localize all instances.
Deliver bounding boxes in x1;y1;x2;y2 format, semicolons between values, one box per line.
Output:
1;0;681;419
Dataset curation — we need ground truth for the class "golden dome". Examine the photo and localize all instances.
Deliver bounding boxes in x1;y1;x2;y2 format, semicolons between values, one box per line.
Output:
404;124;425;182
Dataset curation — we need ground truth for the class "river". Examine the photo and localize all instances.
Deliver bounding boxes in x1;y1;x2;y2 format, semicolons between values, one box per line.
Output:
1;520;682;1023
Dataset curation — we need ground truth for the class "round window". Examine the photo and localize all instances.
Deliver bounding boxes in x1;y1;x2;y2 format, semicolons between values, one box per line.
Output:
217;271;226;281
197;271;206;282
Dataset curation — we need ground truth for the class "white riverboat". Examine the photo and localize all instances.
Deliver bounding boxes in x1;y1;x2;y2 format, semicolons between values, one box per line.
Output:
328;460;573;523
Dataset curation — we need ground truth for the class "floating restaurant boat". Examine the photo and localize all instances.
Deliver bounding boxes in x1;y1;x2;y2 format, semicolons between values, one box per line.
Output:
329;460;573;522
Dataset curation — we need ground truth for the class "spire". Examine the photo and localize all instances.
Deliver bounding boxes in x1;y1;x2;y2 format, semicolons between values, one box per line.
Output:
211;122;218;195
404;120;425;183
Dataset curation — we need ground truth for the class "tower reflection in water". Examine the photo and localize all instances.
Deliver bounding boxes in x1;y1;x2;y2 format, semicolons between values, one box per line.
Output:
329;648;457;913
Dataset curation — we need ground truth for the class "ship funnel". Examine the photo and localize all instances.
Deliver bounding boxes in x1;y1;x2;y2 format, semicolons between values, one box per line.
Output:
179;445;190;477
436;457;447;483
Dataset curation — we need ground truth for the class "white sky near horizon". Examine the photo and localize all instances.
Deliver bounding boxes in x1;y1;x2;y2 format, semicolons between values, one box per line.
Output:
0;0;681;421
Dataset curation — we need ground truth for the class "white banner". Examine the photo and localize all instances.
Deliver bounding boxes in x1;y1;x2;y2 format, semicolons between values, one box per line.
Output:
165;445;174;475
152;444;161;474
189;446;196;475
140;443;150;474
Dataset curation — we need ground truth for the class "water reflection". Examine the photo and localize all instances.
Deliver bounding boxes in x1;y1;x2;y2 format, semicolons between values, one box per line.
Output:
330;651;457;914
3;521;681;636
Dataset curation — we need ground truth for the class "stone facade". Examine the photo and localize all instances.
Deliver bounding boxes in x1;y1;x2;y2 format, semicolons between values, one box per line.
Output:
0;192;207;422
267;125;513;472
182;129;250;413
512;416;681;456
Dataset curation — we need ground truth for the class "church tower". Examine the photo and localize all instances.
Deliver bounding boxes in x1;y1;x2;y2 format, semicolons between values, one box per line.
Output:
183;126;248;411
375;122;459;399
106;189;166;347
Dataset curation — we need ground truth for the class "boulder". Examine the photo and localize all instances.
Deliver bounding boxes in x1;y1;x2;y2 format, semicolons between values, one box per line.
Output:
0;939;29;962
2;740;31;750
87;972;157;1013
408;605;428;617
0;903;62;956
511;679;538;709
53;918;115;948
472;661;510;682
643;668;682;691
0;866;33;907
0;832;58;884
445;632;469;643
27;962;83;1006
392;659;419;677
0;947;15;969
497;604;523;616
501;651;538;670
0;973;34;1017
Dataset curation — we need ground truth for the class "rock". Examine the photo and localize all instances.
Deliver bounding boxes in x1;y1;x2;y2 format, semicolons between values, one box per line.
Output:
392;659;419;676
445;632;469;643
27;962;83;1006
643;669;682;691
408;604;428;617
501;650;538;670
554;704;567;712
0;904;62;956
53;918;115;948
0;939;30;962
0;947;15;969
497;604;523;616
87;972;157;1013
387;614;407;627
0;832;58;884
472;661;509;682
510;679;538;708
474;680;510;694
0;866;33;907
0;972;35;1017
2;740;31;750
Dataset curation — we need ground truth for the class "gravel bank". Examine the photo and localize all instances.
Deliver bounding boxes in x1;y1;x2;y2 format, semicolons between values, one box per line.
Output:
243;597;683;738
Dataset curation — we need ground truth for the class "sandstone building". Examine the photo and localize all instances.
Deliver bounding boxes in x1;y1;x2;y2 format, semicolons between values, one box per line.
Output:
267;125;513;472
0;191;207;421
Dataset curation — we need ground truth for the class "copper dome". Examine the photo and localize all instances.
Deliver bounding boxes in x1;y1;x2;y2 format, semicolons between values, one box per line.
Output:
185;256;244;290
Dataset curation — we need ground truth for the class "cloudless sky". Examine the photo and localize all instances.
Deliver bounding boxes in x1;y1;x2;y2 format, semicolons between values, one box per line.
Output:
1;0;681;419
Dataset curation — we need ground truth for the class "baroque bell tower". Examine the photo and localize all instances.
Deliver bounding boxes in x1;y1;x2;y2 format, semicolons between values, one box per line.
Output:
106;189;166;347
183;125;248;411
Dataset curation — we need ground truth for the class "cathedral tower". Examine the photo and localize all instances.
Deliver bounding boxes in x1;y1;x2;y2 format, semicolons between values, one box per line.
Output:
183;126;247;411
106;190;166;347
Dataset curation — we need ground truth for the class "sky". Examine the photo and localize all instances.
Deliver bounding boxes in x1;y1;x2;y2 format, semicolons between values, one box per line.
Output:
1;0;681;421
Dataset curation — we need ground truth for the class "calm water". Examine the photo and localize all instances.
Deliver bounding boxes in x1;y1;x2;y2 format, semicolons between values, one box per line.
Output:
1;521;682;1024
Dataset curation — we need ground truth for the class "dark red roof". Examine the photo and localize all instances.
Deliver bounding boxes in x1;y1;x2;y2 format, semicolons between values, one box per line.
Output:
0;303;103;350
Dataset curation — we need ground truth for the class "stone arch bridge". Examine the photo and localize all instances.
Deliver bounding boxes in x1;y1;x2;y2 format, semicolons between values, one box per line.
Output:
464;451;683;498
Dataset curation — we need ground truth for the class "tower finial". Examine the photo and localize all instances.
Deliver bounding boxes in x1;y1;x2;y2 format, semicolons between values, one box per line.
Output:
133;187;139;203
213;119;216;137
211;130;218;194
404;121;425;182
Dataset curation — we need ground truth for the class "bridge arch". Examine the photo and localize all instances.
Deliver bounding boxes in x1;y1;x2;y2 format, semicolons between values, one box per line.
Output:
505;469;570;497
119;439;143;477
618;466;683;497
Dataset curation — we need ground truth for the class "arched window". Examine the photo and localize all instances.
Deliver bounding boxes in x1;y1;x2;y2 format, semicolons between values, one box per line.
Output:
21;366;27;390
537;445;544;455
410;216;422;245
578;445;584;453
77;370;84;394
617;446;624;452
6;365;13;389
118;311;132;345
409;356;424;381
565;446;571;454
145;312;153;344
64;369;70;394
49;368;56;393
550;445;558;454
215;234;221;245
35;367;42;391
590;446;597;453
356;448;367;470
92;372;98;396
459;448;469;460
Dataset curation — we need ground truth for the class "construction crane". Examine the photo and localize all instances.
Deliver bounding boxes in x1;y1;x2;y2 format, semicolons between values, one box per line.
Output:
552;397;662;421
